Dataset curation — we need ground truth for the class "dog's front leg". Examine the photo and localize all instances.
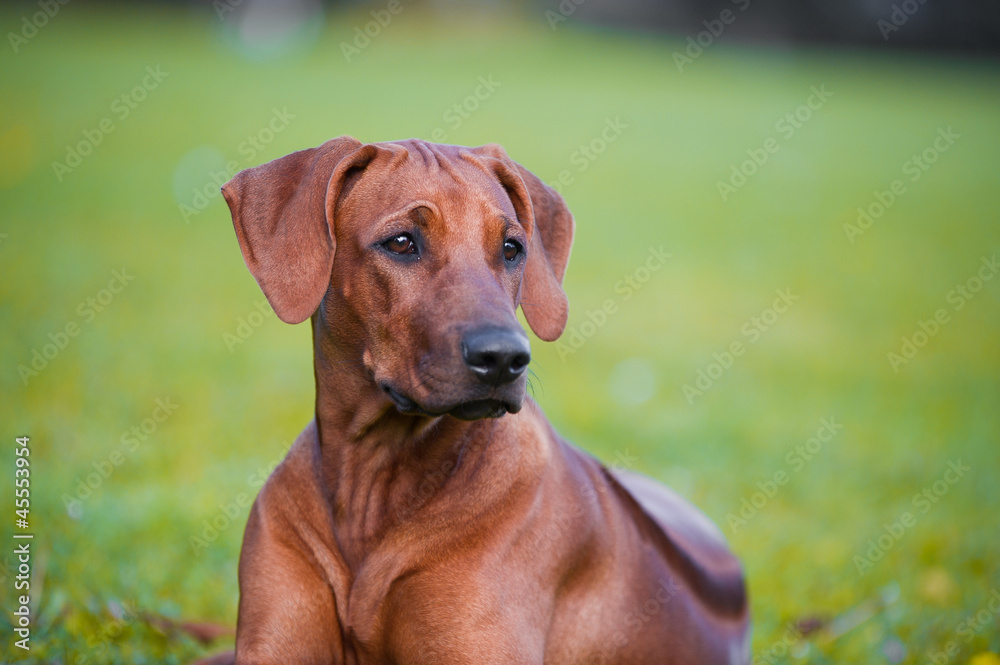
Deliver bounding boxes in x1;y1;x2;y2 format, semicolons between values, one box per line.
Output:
234;500;344;665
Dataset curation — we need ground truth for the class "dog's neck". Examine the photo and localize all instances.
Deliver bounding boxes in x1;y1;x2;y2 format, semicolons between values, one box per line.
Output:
309;312;513;572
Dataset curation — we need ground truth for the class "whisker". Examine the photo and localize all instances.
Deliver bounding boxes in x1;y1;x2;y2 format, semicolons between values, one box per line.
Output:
412;373;433;393
526;368;544;399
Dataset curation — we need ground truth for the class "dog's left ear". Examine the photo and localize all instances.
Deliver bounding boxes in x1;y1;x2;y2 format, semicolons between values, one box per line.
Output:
470;144;575;342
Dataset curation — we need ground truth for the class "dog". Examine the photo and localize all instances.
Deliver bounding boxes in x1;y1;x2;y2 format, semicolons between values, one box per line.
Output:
200;137;749;665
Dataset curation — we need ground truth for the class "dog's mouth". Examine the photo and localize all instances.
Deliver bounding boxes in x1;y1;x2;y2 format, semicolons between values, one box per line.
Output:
381;384;518;421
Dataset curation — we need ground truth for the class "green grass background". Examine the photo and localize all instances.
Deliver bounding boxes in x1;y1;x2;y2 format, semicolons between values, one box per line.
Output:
1;2;998;663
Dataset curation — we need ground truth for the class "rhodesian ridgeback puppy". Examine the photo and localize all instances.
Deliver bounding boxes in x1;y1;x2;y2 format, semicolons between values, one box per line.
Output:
200;137;749;665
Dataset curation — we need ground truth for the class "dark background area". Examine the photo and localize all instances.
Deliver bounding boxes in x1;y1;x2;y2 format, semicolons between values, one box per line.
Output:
145;0;1000;51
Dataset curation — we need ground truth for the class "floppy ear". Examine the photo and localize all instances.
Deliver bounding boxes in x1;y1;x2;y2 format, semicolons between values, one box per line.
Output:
221;136;373;324
513;163;575;341
471;145;575;342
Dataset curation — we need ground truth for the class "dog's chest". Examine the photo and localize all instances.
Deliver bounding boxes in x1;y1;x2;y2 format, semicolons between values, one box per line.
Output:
332;534;684;665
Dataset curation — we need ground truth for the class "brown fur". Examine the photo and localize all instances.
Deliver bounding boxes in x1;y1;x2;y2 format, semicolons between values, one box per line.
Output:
197;137;749;665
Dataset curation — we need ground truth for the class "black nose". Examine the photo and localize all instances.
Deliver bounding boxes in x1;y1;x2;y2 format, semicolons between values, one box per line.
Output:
462;328;531;386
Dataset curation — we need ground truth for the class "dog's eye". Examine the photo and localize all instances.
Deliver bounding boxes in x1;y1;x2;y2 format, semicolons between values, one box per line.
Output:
503;239;522;262
383;234;418;256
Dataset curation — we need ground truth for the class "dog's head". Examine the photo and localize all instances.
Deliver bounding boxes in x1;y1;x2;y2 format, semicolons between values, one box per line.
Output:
222;137;574;420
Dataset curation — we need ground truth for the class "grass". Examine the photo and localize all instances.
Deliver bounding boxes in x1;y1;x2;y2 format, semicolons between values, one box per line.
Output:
1;3;998;663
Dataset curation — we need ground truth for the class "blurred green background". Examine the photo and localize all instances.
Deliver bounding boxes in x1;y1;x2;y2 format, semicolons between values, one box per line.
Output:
1;1;999;663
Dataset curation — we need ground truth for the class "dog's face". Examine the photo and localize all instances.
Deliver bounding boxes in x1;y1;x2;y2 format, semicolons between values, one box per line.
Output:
329;146;533;419
223;138;574;421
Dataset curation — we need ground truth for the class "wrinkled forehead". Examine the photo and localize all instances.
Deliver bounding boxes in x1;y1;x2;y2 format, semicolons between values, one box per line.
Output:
340;140;518;224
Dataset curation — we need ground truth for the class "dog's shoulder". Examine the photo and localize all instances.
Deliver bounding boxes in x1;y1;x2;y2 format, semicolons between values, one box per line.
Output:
605;467;748;618
609;468;732;558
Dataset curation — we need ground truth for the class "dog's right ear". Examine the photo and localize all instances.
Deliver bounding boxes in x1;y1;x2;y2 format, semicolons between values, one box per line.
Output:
222;136;376;324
